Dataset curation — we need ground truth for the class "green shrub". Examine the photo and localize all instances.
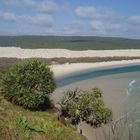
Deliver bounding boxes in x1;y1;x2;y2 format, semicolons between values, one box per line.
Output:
2;59;56;110
59;88;112;127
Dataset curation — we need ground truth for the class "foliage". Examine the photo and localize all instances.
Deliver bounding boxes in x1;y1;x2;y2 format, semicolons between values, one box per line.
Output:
1;59;56;109
59;88;112;127
0;97;85;140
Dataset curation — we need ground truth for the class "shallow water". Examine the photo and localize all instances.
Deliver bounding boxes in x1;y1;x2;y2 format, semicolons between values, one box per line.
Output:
56;64;140;87
53;64;140;140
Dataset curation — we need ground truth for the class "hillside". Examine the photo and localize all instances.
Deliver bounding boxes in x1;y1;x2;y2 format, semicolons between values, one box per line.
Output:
0;36;140;50
0;94;85;140
0;63;85;140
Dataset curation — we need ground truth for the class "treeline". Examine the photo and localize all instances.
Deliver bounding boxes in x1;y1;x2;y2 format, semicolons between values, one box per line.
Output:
0;36;140;50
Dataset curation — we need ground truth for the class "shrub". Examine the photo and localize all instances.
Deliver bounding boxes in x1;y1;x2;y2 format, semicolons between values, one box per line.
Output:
59;88;112;127
2;59;56;109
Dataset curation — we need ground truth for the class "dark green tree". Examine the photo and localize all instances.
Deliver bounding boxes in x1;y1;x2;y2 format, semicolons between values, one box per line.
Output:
59;88;112;128
2;59;56;110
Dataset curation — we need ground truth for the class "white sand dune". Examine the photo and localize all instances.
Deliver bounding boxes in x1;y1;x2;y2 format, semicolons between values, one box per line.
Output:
0;47;140;58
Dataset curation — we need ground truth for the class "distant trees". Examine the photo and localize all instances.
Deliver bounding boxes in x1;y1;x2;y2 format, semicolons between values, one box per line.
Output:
59;88;112;128
1;59;56;110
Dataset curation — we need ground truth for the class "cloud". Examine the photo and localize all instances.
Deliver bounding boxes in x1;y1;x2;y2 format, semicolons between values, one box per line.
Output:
1;0;59;14
75;6;115;20
0;12;17;21
75;6;122;36
74;6;140;38
0;11;53;28
0;0;35;9
31;15;53;27
62;22;83;35
127;16;140;26
90;17;140;38
38;1;59;13
75;6;97;19
20;14;53;27
91;20;122;32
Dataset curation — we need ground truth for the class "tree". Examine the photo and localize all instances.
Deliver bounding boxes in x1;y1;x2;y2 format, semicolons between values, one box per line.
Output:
59;88;112;128
2;59;56;110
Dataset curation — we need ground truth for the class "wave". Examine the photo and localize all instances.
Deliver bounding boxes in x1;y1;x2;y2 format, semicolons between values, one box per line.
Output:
128;80;136;87
127;79;140;96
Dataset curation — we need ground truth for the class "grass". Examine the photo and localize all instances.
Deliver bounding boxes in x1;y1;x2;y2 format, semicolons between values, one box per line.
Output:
0;94;85;140
0;35;140;50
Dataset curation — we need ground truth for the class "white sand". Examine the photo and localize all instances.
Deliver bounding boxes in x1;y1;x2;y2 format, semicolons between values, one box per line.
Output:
51;59;140;78
0;47;140;58
1;46;140;78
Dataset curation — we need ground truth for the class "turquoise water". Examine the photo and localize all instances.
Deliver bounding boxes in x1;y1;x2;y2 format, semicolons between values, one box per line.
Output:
56;64;140;87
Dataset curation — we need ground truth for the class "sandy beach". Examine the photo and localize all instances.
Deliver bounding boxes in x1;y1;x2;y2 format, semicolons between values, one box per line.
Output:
51;59;140;78
0;47;140;58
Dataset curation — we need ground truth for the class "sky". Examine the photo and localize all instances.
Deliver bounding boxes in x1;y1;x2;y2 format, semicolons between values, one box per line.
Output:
0;0;140;39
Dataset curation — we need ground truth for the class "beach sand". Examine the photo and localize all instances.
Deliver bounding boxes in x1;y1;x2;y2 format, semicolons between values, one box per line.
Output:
51;59;140;78
0;47;140;58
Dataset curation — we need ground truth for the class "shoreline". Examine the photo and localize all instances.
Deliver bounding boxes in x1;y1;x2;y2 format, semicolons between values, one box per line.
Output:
51;59;140;79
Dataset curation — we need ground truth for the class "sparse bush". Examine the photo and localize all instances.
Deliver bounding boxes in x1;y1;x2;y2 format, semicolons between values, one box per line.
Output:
59;88;112;127
1;59;56;110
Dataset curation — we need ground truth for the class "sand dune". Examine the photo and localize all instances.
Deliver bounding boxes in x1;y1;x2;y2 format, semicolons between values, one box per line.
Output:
0;47;140;58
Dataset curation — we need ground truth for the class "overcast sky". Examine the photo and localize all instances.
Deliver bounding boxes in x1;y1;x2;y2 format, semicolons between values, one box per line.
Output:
0;0;140;39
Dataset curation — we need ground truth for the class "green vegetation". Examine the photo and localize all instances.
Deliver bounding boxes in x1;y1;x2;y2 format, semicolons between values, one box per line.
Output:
0;59;115;140
59;88;112;127
0;96;85;140
1;56;140;73
1;60;56;110
0;35;140;50
0;60;85;140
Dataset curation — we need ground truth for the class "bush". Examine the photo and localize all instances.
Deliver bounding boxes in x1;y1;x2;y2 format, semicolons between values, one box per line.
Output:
59;88;112;127
2;59;56;110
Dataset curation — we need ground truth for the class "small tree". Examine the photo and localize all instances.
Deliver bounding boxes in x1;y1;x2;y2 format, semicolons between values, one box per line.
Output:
59;88;112;128
2;59;56;110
